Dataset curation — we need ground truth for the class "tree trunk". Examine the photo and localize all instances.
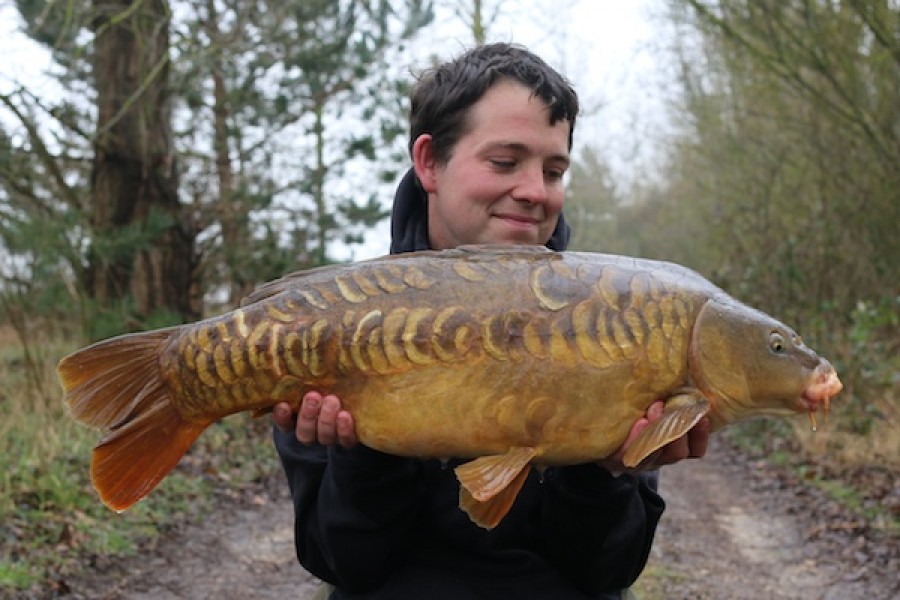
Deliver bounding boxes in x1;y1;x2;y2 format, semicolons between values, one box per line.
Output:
205;0;253;306
89;0;198;329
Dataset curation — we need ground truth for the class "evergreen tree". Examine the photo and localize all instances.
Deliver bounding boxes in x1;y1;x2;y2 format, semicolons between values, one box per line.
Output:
2;0;433;339
7;0;198;340
174;0;433;306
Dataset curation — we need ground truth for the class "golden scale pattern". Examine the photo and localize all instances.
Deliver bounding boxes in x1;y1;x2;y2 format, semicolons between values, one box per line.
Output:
165;256;697;419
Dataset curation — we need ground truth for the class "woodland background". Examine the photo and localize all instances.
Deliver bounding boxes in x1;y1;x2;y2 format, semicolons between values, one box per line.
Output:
0;0;896;594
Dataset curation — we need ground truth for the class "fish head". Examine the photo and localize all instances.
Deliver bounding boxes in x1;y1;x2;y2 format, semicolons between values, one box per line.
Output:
689;297;842;430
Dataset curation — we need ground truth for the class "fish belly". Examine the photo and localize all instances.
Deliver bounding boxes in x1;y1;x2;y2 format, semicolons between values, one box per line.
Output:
341;357;665;464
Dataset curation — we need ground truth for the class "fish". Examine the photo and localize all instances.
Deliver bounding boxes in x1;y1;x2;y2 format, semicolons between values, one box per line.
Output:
57;245;843;529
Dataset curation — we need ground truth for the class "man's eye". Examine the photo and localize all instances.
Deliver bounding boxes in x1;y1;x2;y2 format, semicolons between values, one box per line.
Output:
490;159;516;169
545;169;565;181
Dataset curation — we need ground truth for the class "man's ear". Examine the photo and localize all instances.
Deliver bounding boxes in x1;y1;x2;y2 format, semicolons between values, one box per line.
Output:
412;134;438;193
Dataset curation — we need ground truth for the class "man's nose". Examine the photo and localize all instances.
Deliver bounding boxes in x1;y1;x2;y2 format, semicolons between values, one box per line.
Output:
511;165;549;204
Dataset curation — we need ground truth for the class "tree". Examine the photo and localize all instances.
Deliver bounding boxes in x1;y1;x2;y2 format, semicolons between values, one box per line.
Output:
4;0;198;340
648;0;900;425
681;0;900;172
659;0;899;322
2;0;433;340
449;0;504;43
90;0;197;326
175;0;433;306
565;146;622;253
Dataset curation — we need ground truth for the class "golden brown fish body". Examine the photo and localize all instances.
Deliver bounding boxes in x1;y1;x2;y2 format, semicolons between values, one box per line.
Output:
58;245;842;527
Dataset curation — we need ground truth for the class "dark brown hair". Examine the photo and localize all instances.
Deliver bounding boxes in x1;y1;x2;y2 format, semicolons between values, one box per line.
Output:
408;43;579;164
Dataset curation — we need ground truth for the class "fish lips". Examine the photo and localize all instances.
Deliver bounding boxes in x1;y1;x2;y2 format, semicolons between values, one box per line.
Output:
800;360;843;415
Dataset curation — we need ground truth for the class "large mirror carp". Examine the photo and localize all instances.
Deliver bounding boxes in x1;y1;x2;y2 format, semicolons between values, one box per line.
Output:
58;245;842;528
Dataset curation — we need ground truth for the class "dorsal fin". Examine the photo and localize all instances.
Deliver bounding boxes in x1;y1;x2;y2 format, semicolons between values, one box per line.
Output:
241;245;557;306
240;263;347;306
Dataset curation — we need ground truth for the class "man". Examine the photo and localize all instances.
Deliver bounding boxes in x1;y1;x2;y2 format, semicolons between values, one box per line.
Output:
273;43;709;599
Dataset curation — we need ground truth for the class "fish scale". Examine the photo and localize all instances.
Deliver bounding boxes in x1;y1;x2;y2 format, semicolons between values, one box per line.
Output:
58;245;843;528
170;254;699;431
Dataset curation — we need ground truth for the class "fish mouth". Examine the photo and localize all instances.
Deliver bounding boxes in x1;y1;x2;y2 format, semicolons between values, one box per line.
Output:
801;360;843;430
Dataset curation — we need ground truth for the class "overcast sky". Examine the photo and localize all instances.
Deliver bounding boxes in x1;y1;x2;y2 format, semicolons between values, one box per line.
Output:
0;0;672;156
414;0;673;176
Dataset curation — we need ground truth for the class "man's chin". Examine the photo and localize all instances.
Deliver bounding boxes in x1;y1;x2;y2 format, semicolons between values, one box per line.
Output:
487;227;545;247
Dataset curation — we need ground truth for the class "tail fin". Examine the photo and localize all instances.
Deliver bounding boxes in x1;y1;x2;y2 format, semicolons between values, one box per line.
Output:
57;330;210;511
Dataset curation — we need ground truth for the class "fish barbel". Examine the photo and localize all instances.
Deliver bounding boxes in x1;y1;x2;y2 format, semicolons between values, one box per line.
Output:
58;245;842;528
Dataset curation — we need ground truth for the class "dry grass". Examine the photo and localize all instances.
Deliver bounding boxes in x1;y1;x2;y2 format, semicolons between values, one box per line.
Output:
791;390;900;470
0;329;280;594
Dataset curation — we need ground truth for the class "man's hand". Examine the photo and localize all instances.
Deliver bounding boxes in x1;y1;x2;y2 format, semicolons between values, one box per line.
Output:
273;391;358;448
274;394;707;465
598;400;710;474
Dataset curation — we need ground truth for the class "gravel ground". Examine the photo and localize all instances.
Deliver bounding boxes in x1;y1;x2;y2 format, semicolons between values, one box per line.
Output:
55;485;321;600
640;437;898;599
53;437;898;600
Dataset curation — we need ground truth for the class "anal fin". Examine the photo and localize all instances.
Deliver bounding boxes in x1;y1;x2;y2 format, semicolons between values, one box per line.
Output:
459;464;531;529
454;447;537;529
622;393;710;468
455;447;537;501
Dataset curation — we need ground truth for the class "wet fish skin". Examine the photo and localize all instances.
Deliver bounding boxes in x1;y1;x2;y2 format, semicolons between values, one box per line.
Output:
160;247;699;461
57;245;842;527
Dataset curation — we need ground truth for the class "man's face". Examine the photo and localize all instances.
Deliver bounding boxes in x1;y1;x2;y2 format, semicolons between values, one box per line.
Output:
417;80;571;250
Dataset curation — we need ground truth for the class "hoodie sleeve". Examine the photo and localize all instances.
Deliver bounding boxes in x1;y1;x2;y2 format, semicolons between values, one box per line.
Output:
273;428;427;592
542;466;665;594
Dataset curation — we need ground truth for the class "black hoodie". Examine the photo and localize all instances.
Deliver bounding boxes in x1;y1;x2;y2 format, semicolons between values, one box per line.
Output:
274;169;664;599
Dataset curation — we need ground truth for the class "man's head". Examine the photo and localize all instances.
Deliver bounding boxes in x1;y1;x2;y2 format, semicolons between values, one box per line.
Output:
408;44;578;250
408;43;579;164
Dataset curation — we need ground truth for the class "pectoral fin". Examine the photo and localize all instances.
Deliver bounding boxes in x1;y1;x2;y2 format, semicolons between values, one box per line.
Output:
622;393;710;468
454;446;537;529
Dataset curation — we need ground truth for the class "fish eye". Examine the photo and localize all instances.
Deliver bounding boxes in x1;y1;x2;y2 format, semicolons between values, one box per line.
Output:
769;332;786;353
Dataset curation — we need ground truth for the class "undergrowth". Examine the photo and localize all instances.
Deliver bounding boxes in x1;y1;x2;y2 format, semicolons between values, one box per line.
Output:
724;415;899;536
0;337;281;596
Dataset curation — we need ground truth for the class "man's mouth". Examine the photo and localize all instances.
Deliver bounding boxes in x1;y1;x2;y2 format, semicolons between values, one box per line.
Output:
493;213;540;230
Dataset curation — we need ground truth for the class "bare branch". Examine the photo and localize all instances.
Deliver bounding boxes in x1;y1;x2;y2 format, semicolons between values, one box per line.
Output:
0;90;83;211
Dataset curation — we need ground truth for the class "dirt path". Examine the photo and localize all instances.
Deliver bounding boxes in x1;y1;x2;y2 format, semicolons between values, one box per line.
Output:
60;486;321;600
641;437;897;599
59;438;898;600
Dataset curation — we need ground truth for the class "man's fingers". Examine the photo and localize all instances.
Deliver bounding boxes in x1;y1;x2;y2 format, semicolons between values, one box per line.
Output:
688;417;711;458
317;395;341;445
622;417;649;449
336;412;358;448
658;436;690;466
646;400;665;421
292;391;358;448
295;392;323;445
272;402;296;433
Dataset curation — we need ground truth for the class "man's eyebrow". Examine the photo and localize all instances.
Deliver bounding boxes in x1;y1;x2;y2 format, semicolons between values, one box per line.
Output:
485;141;570;165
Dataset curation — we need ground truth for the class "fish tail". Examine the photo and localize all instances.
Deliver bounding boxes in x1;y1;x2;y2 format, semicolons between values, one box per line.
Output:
57;329;210;511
